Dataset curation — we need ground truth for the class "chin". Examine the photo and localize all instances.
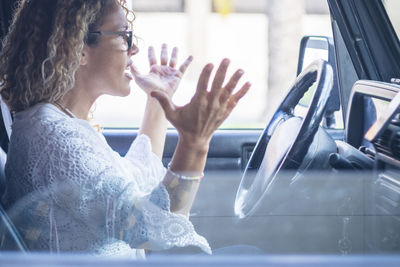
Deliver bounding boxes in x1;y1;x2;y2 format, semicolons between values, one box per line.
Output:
114;81;132;97
120;86;131;97
121;91;131;97
114;90;130;97
107;86;131;97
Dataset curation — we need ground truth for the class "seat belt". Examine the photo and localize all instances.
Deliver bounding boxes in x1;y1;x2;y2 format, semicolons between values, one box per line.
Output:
0;96;12;139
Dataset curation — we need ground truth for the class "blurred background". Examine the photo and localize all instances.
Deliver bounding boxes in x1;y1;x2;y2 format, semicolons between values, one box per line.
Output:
93;0;333;128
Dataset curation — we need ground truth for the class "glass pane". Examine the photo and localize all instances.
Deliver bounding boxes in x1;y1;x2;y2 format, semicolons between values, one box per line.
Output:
383;0;400;39
93;0;332;129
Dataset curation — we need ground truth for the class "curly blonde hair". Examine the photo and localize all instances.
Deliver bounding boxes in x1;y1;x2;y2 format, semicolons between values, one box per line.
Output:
0;0;134;112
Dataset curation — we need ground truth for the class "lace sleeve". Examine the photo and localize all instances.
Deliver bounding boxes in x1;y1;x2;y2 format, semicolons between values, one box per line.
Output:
113;182;210;253
122;134;165;190
42;124;210;254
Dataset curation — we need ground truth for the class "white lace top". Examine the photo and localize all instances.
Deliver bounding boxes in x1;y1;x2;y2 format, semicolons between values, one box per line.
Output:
2;103;210;257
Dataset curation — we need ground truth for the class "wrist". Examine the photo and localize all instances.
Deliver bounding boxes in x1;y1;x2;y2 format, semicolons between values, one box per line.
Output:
146;94;162;105
169;134;209;176
167;162;204;180
145;97;166;117
178;134;210;155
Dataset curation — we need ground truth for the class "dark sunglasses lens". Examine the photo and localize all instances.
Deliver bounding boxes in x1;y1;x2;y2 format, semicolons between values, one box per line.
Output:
127;32;132;50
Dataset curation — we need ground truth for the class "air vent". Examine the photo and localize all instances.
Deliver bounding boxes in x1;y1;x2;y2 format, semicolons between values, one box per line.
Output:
373;115;400;161
374;128;393;157
392;132;400;158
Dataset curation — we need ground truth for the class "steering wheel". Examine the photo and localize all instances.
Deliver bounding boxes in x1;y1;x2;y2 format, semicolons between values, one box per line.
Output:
235;59;336;218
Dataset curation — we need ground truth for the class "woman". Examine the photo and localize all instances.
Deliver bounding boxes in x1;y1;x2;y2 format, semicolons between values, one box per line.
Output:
0;0;250;257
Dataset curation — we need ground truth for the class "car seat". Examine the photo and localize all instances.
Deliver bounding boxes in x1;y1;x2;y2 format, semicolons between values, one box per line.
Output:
0;98;27;252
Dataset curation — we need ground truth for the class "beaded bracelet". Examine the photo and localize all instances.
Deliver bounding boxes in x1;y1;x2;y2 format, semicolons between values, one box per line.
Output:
167;162;204;181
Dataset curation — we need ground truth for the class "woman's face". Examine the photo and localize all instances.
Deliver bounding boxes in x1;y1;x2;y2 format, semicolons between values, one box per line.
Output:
81;3;138;99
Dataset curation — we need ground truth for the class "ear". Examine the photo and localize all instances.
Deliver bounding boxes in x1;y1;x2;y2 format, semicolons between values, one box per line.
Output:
80;45;90;66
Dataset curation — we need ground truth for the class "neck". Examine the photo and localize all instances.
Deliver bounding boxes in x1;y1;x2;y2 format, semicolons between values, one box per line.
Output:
57;89;97;120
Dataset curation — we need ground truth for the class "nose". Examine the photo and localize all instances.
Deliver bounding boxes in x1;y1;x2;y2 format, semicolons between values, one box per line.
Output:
128;43;139;56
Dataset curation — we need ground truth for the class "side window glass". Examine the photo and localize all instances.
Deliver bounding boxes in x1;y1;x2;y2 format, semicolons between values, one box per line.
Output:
383;0;400;41
93;0;332;129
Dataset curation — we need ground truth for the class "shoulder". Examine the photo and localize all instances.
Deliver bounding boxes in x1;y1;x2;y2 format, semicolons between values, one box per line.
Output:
13;103;71;128
10;103;91;146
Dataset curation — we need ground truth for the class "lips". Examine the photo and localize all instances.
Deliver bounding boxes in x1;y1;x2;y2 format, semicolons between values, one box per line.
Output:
124;61;133;80
124;69;133;80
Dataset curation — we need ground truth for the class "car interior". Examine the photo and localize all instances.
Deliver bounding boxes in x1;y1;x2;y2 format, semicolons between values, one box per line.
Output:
1;0;400;265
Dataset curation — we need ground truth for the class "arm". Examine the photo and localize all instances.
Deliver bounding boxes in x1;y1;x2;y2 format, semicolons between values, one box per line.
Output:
138;97;167;159
44;125;210;253
152;59;251;215
133;44;192;159
162;138;207;215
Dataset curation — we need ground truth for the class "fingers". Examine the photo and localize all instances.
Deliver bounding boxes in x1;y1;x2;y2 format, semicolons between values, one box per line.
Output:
233;82;251;101
150;90;176;120
195;60;248;106
227;82;251;110
178;55;193;75
130;65;140;77
148;46;157;66
219;69;244;103
160;43;168;66
149;44;191;75
209;58;230;98
169;47;178;68
195;64;214;96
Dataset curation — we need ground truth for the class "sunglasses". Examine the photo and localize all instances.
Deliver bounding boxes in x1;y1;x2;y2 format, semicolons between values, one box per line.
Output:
89;30;133;50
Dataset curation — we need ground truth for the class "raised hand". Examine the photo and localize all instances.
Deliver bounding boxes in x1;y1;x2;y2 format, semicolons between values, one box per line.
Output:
131;44;193;97
151;58;251;147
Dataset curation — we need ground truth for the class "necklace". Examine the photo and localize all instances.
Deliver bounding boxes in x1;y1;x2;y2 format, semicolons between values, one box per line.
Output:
53;101;75;118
